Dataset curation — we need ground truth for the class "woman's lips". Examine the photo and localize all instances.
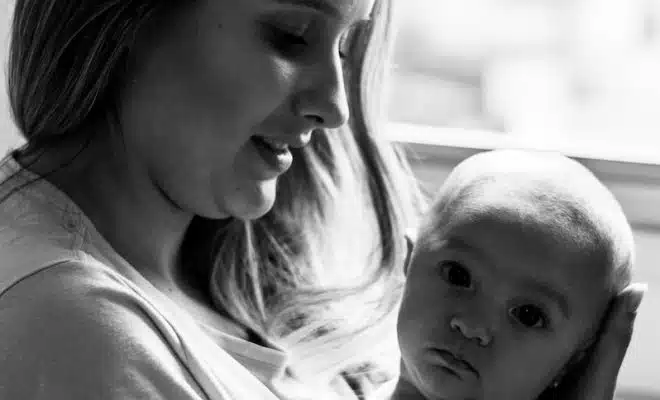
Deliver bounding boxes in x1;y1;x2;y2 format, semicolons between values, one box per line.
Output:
247;133;312;177
250;136;292;174
255;135;289;151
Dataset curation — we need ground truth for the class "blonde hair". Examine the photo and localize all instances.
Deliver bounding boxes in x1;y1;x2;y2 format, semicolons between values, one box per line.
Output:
8;0;425;394
8;1;176;145
188;0;425;389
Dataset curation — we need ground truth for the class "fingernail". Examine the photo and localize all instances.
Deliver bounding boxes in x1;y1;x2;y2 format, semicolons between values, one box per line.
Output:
626;283;648;313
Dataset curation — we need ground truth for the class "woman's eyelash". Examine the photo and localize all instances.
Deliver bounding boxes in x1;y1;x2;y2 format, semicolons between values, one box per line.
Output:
263;26;310;57
276;29;308;46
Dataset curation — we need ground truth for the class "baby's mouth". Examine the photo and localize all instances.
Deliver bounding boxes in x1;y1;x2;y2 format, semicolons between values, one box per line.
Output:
429;348;480;379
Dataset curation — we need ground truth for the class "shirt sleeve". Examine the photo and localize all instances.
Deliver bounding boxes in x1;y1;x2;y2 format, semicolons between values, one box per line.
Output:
0;261;209;400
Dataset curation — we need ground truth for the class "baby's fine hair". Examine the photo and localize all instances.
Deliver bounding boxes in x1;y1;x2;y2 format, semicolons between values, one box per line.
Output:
417;149;634;294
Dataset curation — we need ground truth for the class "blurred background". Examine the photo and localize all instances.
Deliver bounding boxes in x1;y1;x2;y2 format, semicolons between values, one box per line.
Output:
387;0;660;399
389;0;660;157
0;0;658;398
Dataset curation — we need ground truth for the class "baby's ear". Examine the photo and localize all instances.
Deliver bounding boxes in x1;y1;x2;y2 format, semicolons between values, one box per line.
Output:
403;230;416;275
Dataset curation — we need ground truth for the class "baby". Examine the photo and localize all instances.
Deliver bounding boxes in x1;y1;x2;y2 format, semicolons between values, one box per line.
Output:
393;149;634;400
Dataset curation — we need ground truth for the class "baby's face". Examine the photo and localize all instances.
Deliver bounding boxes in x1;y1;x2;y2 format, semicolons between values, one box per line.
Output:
397;214;612;400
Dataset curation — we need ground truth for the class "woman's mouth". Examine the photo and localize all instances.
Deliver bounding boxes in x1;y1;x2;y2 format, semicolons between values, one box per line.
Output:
250;135;293;174
252;135;289;153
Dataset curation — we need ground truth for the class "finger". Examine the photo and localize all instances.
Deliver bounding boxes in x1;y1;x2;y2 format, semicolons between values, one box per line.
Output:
568;283;647;400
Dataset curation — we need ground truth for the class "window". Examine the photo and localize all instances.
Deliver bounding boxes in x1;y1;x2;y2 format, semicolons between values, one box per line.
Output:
388;0;660;163
387;1;660;398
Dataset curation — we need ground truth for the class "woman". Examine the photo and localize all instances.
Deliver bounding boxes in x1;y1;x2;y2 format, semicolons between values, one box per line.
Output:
0;0;642;399
0;0;420;398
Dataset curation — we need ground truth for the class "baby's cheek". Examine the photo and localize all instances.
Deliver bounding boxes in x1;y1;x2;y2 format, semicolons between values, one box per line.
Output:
486;339;573;399
398;293;446;350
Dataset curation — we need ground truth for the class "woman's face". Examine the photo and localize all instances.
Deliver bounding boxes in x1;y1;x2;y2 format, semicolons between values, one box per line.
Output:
119;0;375;219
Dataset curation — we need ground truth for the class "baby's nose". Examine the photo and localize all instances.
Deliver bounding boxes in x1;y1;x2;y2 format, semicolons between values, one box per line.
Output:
450;317;492;347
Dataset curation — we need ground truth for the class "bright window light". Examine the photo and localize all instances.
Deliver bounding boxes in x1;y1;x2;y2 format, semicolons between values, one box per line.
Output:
388;0;660;163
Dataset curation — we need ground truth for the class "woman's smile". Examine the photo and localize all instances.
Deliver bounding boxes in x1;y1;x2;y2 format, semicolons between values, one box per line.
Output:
250;135;294;177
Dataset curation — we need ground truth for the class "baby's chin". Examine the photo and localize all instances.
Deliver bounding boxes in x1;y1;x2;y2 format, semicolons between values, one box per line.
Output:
406;365;478;400
392;376;426;399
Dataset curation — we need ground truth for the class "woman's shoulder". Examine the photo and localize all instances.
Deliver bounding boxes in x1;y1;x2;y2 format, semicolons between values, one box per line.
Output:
0;260;167;352
0;152;81;240
0;154;96;296
0;259;211;399
0;259;161;349
0;224;82;296
0;259;152;335
0;258;282;400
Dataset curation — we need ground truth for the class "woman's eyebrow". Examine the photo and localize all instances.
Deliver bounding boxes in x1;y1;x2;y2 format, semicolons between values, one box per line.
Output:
272;0;342;19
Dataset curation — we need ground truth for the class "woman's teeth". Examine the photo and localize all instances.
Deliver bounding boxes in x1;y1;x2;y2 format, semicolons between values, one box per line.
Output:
259;136;288;150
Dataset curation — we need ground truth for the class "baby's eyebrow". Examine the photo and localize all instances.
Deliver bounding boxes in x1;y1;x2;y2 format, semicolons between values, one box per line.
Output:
519;278;571;319
440;236;487;262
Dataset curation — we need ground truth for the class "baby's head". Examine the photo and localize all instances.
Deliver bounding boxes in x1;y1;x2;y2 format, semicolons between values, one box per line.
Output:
398;149;634;400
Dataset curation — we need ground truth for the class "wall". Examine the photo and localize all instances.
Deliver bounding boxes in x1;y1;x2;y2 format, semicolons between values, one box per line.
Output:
0;2;21;151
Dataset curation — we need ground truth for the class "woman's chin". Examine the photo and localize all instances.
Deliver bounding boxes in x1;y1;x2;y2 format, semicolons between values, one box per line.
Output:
222;179;277;220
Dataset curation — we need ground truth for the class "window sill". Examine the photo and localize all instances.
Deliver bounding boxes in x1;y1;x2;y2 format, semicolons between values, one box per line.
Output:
387;122;660;230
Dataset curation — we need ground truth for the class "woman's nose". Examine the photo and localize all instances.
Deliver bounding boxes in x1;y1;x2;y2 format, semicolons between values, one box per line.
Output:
293;58;350;130
450;316;492;347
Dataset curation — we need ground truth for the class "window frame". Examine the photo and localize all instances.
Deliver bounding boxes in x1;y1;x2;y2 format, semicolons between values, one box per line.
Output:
387;121;660;232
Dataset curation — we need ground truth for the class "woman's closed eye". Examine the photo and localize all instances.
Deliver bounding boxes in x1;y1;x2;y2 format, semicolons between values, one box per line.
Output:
438;261;473;289
338;20;370;60
261;21;312;58
509;304;550;330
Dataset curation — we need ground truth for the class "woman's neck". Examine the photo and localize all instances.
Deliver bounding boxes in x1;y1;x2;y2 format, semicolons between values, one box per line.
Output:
17;131;192;285
17;131;256;340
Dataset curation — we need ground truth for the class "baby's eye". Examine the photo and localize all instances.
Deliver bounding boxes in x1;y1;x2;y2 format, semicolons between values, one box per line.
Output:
439;261;472;288
509;305;548;329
